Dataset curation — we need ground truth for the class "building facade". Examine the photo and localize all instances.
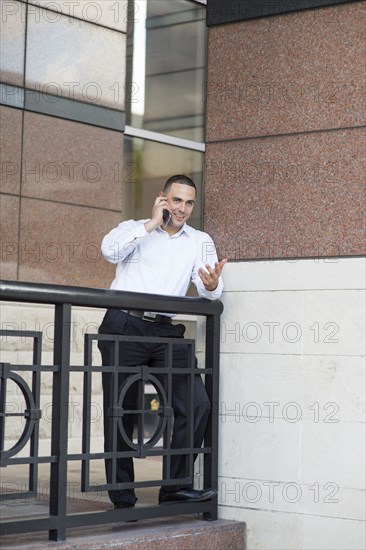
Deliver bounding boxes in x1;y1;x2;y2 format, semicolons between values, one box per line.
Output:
1;1;365;549
205;1;365;549
1;0;206;286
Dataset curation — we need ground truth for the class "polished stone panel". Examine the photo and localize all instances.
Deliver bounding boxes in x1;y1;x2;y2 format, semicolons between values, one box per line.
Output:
206;2;366;141
0;0;26;86
0;194;20;280
18;198;120;287
28;0;128;33
25;8;126;109
204;128;366;260
0;106;23;195
22;112;123;210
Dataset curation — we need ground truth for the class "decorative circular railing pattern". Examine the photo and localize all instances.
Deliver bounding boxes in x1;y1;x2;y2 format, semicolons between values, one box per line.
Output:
0;368;41;461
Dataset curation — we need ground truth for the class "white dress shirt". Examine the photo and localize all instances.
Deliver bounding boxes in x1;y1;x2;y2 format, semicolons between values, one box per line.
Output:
101;219;223;300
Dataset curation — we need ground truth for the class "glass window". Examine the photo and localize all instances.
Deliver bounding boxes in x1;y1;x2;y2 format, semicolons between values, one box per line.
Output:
25;8;126;109
126;0;207;141
0;0;26;86
122;137;204;229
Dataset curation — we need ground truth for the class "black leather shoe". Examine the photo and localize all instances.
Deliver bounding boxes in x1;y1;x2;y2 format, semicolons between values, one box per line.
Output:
114;502;134;509
159;488;216;504
114;502;137;522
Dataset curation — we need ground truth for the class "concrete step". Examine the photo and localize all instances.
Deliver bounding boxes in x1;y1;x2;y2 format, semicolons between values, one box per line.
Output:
1;516;246;550
0;497;246;549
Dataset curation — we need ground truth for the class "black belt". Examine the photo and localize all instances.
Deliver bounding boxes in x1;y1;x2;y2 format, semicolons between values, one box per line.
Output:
122;310;172;324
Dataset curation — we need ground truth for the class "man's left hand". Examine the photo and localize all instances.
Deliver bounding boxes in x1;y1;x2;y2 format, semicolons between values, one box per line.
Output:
198;259;227;291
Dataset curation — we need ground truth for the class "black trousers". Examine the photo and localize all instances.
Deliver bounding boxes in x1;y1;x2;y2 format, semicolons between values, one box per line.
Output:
98;309;211;505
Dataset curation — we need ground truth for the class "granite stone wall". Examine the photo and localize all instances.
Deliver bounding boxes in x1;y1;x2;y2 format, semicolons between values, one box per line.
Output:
205;1;365;261
205;2;366;549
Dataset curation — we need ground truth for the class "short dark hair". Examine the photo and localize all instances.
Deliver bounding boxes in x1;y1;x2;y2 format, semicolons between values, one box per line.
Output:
163;175;196;194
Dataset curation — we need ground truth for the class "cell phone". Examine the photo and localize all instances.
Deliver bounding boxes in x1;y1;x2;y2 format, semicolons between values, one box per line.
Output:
162;209;171;227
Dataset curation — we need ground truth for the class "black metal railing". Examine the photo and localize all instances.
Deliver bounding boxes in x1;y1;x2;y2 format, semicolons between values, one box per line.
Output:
0;280;223;541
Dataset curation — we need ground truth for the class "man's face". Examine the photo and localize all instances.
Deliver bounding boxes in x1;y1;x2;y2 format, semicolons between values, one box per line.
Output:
165;183;196;231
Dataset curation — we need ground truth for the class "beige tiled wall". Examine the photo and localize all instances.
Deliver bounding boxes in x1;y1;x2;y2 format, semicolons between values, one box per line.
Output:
217;257;366;549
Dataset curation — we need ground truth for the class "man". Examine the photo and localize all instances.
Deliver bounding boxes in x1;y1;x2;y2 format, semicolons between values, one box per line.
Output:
98;174;226;508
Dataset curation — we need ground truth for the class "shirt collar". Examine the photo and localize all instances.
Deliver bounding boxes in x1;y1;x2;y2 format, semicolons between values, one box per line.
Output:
172;223;193;238
157;223;193;238
181;223;194;237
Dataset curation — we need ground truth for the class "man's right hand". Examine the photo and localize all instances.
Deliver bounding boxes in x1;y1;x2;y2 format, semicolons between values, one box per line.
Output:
144;192;171;233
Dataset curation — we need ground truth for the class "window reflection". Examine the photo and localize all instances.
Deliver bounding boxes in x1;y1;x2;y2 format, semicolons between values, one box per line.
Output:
122;137;204;229
127;0;207;141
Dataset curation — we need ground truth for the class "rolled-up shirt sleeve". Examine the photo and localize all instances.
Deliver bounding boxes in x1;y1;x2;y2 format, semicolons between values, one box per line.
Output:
101;220;149;264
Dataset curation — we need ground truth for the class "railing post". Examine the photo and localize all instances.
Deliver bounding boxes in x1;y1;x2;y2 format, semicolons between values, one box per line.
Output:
0;280;224;538
49;303;71;541
203;312;221;521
